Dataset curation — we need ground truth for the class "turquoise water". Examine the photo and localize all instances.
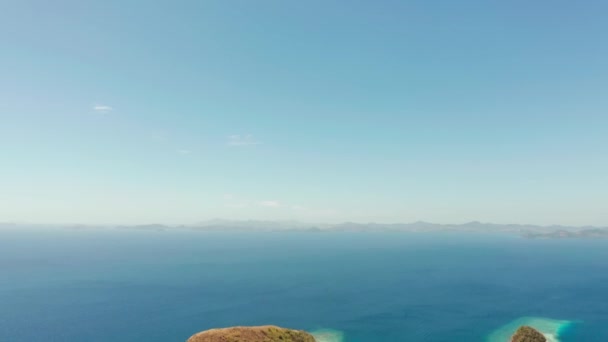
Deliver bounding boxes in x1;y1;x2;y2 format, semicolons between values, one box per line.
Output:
1;229;607;341
312;329;346;342
487;317;574;342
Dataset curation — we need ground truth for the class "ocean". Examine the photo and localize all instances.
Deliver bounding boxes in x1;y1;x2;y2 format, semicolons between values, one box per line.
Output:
1;229;607;341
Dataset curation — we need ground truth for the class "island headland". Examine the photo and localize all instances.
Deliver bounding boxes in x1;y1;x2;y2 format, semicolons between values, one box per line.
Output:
187;325;316;342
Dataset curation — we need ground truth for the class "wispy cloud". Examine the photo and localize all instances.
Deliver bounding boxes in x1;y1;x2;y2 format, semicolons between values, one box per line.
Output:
93;104;113;113
220;194;337;219
258;200;281;208
227;134;261;147
222;195;281;209
177;149;191;155
222;194;251;208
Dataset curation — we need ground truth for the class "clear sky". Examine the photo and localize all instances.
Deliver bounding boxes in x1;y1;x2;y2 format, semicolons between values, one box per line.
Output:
1;1;607;225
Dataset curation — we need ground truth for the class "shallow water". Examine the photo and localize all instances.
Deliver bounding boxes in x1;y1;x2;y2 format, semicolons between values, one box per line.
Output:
486;317;573;342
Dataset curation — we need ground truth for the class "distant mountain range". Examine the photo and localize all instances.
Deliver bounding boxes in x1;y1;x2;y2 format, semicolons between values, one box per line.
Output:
2;220;608;239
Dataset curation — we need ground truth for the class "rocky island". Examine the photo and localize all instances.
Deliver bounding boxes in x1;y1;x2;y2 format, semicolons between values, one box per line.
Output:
511;326;547;342
187;324;548;342
187;325;316;342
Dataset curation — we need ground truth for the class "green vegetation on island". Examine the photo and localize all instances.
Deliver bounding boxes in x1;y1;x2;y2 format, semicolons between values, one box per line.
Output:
511;326;547;342
187;325;316;342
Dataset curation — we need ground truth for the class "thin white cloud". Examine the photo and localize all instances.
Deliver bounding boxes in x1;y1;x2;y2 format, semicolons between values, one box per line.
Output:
177;149;191;155
227;134;261;147
225;202;250;209
259;200;281;208
93;104;113;113
220;194;337;218
222;194;251;208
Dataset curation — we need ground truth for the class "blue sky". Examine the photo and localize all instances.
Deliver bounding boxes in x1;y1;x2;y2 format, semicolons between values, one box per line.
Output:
1;1;607;225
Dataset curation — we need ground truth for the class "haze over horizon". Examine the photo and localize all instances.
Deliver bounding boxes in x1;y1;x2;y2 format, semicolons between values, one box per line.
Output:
2;219;607;232
2;1;607;226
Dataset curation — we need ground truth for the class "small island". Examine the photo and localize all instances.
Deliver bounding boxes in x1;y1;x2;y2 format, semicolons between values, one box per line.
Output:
511;326;547;342
187;325;316;342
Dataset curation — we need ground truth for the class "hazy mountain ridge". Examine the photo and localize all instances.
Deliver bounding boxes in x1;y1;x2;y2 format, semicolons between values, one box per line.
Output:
2;220;607;239
158;220;608;239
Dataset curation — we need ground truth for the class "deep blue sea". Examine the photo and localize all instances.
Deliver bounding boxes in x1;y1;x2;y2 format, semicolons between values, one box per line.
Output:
1;229;607;341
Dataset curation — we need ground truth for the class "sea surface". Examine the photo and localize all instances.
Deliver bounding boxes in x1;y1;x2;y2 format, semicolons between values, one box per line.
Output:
1;229;607;341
